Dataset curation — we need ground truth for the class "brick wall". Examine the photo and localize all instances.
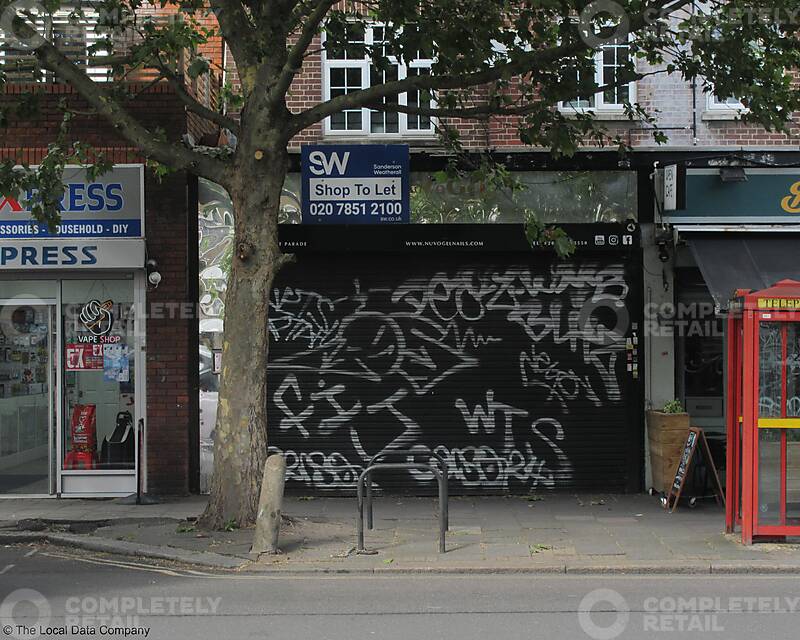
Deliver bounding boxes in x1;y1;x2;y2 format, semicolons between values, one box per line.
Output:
220;21;800;153
62;5;792;153
143;170;195;495
0;83;187;145
1;84;198;495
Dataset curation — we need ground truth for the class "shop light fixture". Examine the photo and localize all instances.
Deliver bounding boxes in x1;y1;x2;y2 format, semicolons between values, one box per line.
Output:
719;167;748;183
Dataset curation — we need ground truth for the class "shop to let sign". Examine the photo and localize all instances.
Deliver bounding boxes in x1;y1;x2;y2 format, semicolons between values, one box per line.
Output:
0;164;144;238
301;144;410;224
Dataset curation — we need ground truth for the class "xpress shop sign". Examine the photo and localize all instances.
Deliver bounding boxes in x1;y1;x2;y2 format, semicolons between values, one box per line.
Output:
302;144;410;224
0;164;144;238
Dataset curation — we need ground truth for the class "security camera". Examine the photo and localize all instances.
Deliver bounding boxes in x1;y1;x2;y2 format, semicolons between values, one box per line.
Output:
146;257;161;287
657;241;671;263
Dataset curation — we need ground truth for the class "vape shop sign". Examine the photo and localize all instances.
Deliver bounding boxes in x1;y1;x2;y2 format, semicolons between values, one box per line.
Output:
301;144;410;224
65;299;129;381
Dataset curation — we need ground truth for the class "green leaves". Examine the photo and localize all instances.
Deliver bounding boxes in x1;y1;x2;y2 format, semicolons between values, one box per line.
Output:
186;55;209;79
525;214;577;258
0;96;113;232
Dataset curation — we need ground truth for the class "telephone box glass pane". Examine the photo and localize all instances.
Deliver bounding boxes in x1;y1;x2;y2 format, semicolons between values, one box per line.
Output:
758;428;782;525
787;430;800;524
787;324;800;417
759;322;783;417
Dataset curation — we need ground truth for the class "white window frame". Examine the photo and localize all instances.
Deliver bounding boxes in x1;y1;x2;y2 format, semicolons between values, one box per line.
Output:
322;24;436;138
707;93;747;112
559;41;636;114
0;5;110;83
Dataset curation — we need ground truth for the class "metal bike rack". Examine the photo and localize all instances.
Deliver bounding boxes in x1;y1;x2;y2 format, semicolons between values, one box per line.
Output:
357;462;447;554
364;449;449;531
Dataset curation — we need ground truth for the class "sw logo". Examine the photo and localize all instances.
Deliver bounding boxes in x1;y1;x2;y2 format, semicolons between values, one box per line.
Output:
781;181;800;214
307;150;350;176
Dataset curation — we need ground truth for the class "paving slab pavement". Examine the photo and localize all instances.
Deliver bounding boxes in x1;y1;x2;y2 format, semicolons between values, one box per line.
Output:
2;493;800;573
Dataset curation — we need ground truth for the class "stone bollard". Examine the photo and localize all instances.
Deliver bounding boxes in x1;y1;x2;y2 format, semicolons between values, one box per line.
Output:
251;454;287;557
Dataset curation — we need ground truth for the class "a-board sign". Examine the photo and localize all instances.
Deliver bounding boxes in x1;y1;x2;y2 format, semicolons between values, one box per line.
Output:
664;427;725;512
673;429;698;493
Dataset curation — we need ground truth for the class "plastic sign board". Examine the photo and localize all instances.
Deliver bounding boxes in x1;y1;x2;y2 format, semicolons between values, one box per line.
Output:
663;164;678;211
0;239;145;270
0;164;144;238
664;168;800;223
301;144;410;224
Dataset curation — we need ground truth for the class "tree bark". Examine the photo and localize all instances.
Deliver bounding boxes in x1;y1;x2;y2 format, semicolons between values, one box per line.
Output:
199;143;290;529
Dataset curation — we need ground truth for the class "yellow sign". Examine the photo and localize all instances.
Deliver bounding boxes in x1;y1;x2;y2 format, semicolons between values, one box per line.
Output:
758;298;800;309
781;181;800;213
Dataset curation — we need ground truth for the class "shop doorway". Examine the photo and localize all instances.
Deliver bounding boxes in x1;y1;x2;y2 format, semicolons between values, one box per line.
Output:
60;278;139;494
0;275;144;497
0;301;56;495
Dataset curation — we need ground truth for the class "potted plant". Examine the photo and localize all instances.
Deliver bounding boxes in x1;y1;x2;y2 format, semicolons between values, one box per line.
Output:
647;401;691;494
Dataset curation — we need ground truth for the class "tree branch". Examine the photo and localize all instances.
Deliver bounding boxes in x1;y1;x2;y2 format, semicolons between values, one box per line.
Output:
274;0;337;99
365;71;663;120
16;22;230;184
158;63;241;134
288;0;694;135
209;0;259;93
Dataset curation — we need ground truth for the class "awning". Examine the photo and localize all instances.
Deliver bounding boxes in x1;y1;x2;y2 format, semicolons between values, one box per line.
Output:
684;232;800;310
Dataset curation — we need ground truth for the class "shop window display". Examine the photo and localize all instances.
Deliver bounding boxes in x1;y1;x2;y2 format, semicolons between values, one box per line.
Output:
62;280;136;471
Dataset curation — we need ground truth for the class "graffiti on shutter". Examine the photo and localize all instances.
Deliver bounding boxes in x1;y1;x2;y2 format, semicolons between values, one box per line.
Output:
267;259;631;493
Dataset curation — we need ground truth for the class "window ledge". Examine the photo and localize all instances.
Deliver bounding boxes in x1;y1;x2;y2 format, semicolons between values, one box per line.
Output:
702;109;747;122
559;108;632;122
321;134;439;144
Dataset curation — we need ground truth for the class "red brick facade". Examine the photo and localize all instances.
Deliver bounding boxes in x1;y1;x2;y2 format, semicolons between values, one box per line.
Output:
219;25;799;152
1;84;198;495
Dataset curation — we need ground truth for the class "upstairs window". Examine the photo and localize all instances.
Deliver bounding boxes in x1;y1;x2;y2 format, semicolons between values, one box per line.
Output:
323;24;435;137
561;40;635;112
0;6;110;82
708;94;746;111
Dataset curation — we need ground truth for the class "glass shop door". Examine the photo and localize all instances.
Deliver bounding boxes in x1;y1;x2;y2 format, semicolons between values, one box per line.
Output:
0;300;56;495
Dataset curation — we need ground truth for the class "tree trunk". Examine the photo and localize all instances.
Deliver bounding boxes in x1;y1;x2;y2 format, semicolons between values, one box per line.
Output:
199;145;289;529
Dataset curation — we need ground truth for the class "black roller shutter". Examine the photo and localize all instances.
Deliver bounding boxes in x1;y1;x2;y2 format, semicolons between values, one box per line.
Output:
268;253;640;495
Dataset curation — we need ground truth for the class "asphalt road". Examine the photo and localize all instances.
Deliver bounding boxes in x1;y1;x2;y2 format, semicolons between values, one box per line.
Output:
1;545;800;639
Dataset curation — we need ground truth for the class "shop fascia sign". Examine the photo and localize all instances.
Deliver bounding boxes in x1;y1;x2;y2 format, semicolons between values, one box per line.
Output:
663;168;800;224
0;164;144;238
0;238;145;270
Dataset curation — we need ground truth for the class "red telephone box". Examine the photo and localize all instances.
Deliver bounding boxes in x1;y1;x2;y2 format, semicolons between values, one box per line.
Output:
726;280;800;544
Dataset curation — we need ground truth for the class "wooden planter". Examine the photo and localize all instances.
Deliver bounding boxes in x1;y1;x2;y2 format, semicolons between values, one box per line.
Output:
647;410;691;493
